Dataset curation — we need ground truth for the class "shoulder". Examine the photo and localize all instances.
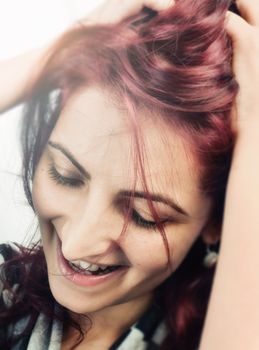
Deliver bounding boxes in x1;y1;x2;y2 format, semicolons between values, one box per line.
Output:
0;243;42;348
0;242;23;308
0;241;21;263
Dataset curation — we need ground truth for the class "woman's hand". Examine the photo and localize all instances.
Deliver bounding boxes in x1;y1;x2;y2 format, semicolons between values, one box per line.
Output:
225;1;259;135
83;0;174;25
0;0;174;114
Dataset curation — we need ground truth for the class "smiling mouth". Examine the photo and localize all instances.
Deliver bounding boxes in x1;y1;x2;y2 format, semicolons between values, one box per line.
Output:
67;261;122;276
55;232;126;277
55;233;129;287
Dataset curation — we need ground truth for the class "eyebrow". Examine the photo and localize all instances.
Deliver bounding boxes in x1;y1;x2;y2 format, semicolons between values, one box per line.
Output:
47;141;189;217
48;141;91;180
120;190;190;217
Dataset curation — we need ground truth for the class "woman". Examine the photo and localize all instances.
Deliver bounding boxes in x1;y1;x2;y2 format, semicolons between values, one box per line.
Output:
0;0;259;349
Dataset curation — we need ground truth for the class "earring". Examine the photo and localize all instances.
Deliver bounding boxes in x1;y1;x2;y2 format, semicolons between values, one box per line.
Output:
203;244;218;268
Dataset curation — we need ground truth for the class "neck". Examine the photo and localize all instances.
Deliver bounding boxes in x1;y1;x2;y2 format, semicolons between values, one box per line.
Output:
63;293;153;348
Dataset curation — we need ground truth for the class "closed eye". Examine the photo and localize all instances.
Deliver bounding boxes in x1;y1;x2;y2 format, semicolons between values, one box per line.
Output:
131;209;172;230
48;164;177;230
48;164;85;188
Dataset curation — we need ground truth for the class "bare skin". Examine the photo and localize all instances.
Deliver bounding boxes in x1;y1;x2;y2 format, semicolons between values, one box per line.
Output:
1;0;259;349
200;1;259;349
33;87;213;349
0;0;173;114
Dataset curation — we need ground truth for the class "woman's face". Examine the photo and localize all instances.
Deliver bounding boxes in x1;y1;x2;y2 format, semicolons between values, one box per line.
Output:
32;87;212;315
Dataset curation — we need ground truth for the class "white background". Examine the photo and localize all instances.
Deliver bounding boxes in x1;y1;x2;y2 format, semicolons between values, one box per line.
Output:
0;0;104;244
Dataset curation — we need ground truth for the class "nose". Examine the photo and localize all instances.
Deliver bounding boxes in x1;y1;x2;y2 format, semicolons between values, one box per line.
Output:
57;200;124;262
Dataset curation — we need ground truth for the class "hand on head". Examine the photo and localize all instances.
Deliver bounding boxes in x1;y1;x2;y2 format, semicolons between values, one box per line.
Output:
225;0;259;135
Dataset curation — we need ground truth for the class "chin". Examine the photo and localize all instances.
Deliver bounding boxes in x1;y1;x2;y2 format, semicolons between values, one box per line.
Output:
47;276;113;314
50;284;93;314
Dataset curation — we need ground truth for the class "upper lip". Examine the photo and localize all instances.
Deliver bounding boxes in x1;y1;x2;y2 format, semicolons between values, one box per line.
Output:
56;230;128;268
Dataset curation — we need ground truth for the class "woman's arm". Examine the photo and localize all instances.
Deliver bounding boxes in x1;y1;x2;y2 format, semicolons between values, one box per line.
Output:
0;46;52;114
0;0;172;114
199;1;259;349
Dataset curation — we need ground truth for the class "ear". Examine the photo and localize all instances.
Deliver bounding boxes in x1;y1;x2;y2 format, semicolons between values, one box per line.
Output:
200;221;221;246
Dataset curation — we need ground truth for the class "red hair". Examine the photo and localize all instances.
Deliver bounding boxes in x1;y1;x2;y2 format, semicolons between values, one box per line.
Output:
1;1;238;349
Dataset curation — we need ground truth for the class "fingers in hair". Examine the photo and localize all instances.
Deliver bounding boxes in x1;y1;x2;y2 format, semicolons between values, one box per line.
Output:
225;10;254;46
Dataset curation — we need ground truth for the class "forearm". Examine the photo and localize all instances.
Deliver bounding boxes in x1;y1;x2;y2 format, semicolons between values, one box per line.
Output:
199;124;259;349
0;0;173;115
0;44;52;114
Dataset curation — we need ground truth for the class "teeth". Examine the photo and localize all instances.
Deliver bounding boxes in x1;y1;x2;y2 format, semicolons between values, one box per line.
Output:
69;259;108;272
70;259;91;269
88;264;99;272
67;258;123;276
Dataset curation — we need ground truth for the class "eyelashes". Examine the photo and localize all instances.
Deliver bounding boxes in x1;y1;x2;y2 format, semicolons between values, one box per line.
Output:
131;209;160;229
47;164;170;230
48;164;85;188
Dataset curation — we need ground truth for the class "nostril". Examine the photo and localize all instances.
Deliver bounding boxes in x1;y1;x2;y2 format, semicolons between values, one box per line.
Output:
55;233;73;261
54;228;128;266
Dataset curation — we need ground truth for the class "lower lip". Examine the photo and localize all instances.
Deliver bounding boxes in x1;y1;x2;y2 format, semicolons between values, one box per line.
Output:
56;236;128;287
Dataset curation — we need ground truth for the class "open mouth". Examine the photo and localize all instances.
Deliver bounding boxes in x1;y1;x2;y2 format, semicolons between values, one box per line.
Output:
55;233;128;287
67;260;122;276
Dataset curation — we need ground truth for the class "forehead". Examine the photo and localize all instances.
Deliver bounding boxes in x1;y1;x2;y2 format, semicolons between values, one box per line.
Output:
51;87;201;204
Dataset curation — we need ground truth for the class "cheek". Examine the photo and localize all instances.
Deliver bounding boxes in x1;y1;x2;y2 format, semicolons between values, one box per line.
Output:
32;158;74;220
32;161;64;220
121;232;169;272
124;223;204;276
32;164;57;249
